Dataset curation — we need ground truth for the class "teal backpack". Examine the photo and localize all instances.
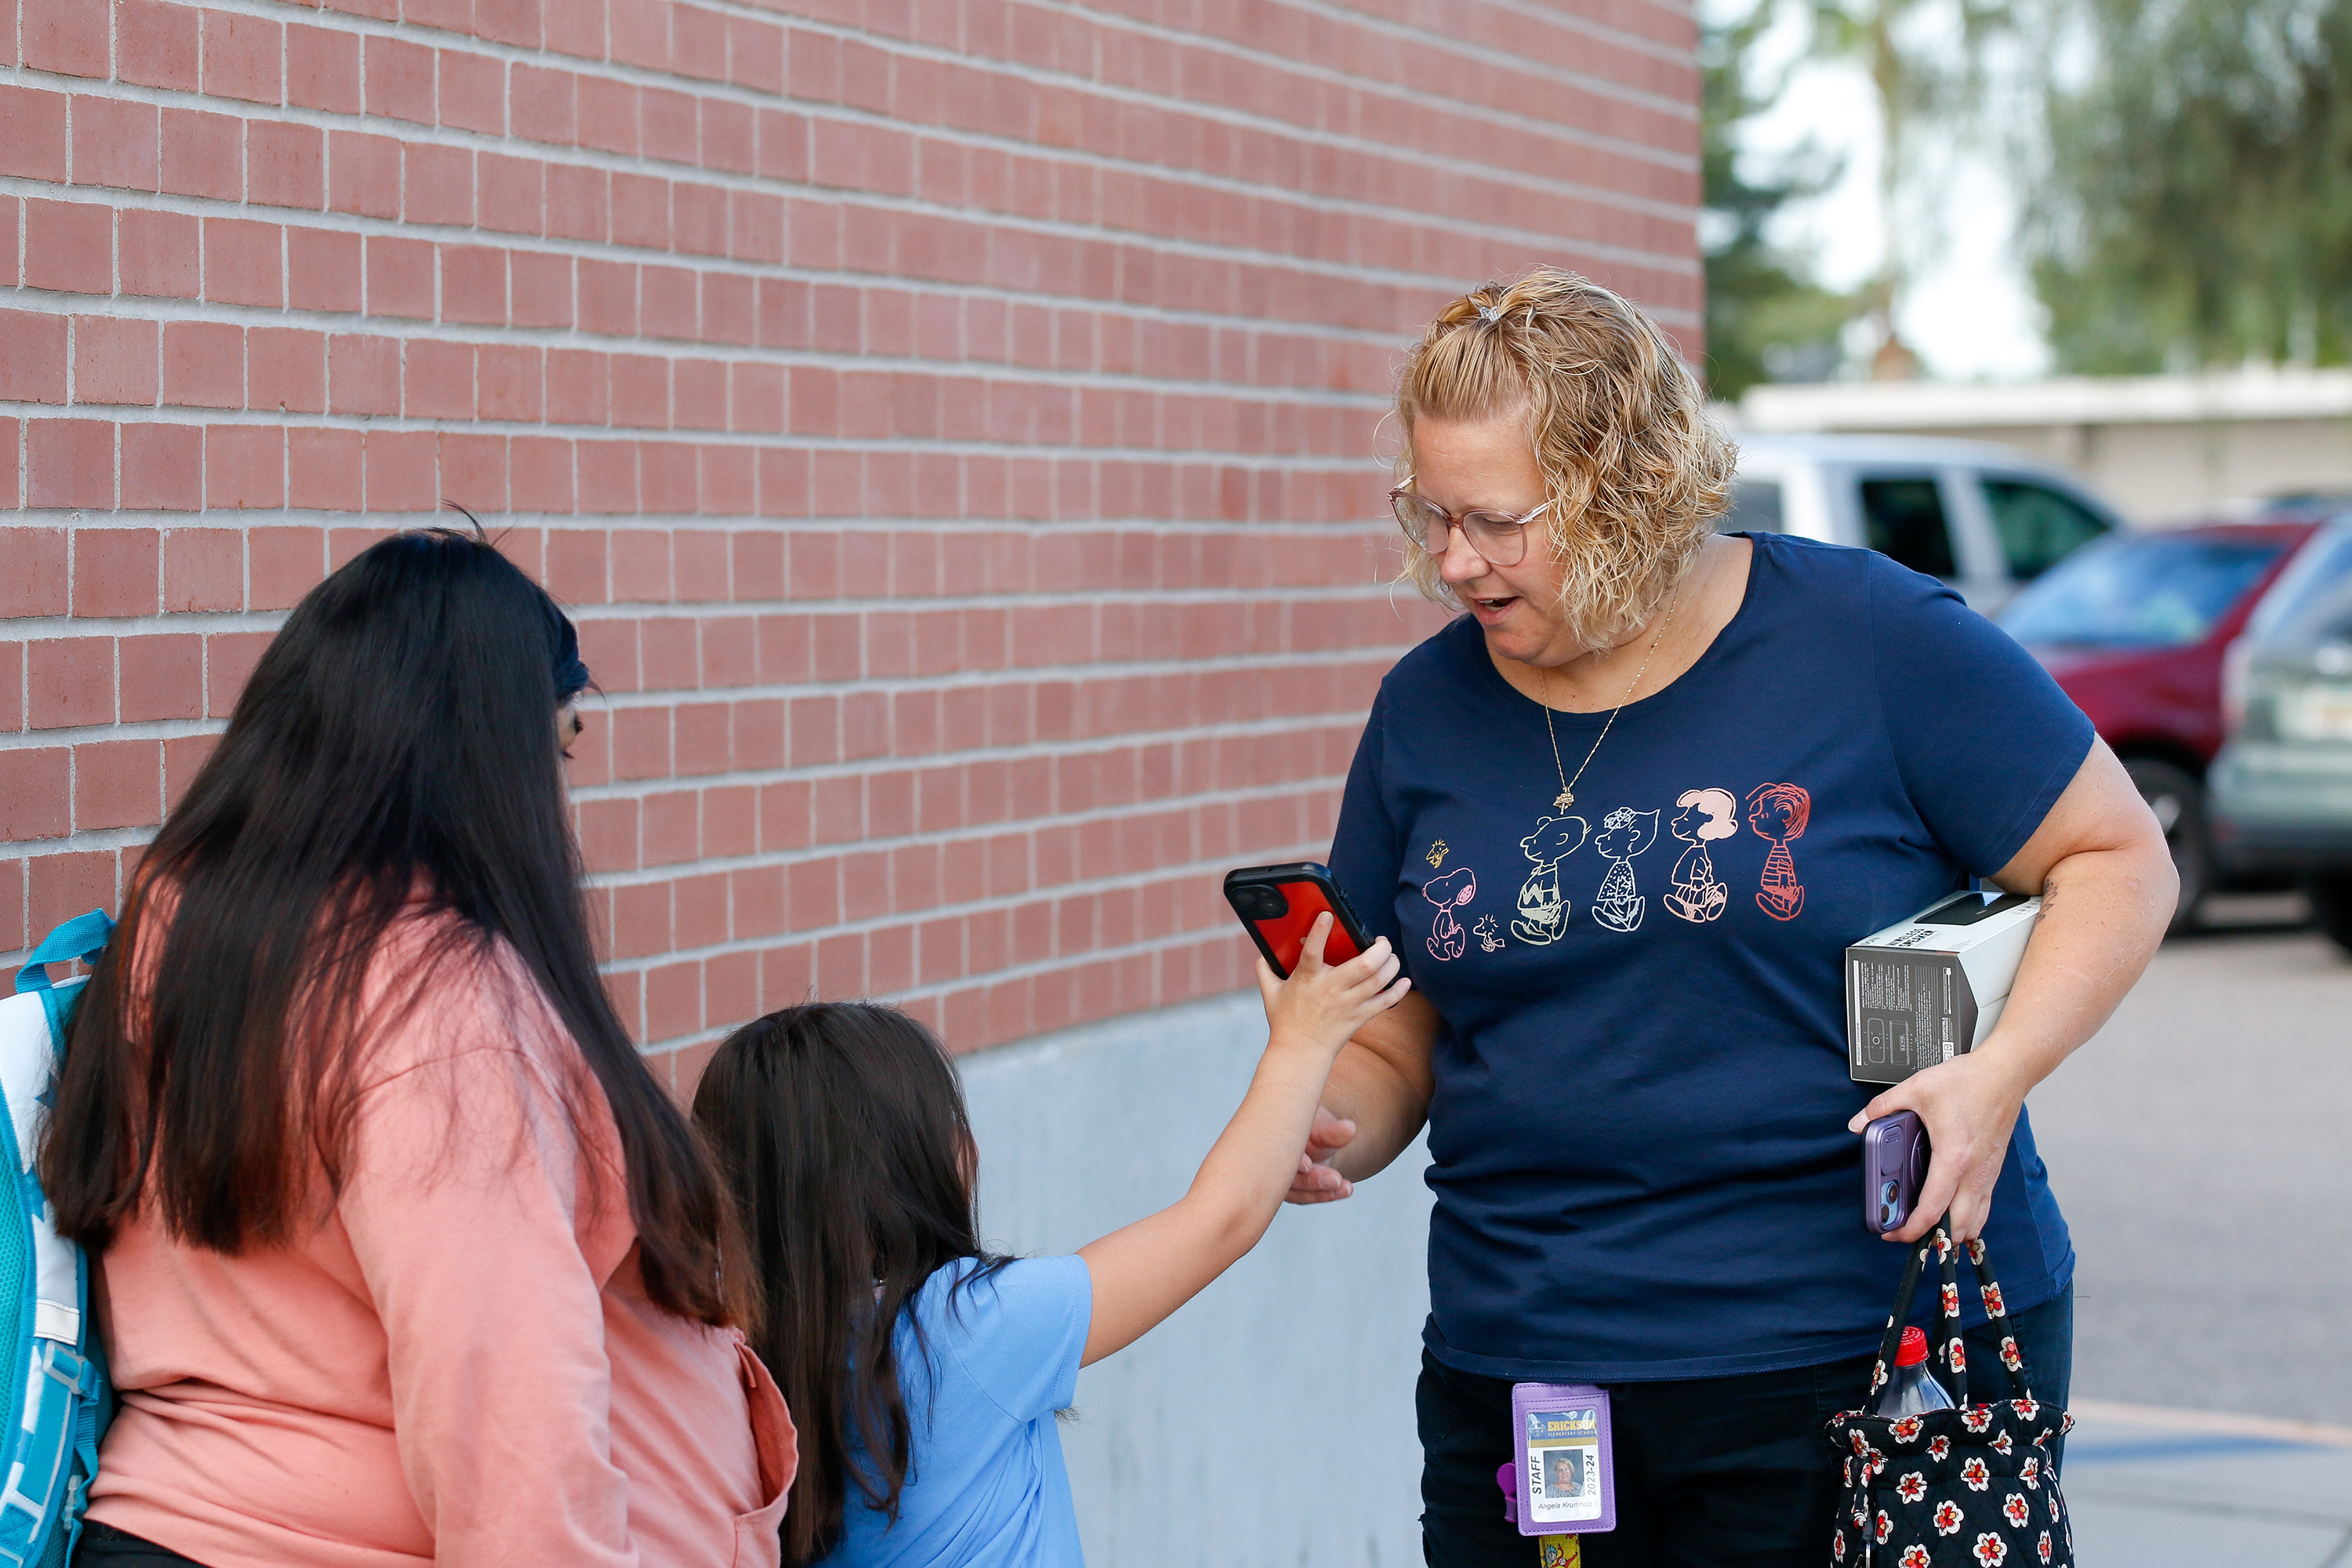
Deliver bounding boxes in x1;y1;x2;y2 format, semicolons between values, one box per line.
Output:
0;910;116;1564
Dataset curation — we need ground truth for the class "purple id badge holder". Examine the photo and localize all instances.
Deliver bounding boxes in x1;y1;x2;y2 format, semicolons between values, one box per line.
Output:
1500;1383;1616;1552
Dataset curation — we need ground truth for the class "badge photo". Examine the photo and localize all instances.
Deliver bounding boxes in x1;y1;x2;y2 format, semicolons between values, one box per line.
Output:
1510;1383;1617;1537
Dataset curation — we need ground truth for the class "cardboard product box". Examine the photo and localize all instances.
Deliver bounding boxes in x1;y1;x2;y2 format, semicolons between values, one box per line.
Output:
1845;891;2042;1085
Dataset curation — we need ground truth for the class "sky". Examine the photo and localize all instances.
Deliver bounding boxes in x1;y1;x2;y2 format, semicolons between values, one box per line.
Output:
1722;1;2057;382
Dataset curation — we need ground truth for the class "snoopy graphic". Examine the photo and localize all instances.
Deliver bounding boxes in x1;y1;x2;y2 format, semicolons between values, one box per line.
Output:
1421;866;1477;960
1591;807;1661;932
1512;814;1588;945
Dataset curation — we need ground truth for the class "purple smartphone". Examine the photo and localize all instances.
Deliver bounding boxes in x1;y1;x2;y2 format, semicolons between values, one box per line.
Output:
1862;1112;1930;1235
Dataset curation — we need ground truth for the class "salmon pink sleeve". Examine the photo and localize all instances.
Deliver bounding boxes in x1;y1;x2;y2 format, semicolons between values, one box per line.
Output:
337;1038;638;1568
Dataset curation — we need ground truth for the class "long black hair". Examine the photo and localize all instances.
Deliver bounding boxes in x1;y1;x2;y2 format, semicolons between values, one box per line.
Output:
694;1003;1007;1565
44;528;740;1327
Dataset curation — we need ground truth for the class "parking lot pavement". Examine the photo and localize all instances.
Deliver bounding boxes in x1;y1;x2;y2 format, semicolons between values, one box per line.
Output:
2063;1403;2352;1566
2028;895;2352;1565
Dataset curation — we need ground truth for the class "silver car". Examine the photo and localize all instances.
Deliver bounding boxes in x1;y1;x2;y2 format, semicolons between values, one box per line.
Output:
1730;434;2128;612
2211;514;2352;953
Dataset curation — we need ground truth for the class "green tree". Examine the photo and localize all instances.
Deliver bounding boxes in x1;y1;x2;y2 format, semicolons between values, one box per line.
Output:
1702;4;1865;399
2025;0;2352;372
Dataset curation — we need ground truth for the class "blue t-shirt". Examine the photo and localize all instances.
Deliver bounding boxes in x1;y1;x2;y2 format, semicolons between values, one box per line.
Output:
826;1256;1092;1568
1328;535;2092;1382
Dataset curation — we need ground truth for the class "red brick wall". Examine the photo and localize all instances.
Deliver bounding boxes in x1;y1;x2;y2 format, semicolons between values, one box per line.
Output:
0;0;1700;1079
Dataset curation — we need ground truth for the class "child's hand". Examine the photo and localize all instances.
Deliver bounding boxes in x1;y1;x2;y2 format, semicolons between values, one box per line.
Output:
1254;913;1409;1057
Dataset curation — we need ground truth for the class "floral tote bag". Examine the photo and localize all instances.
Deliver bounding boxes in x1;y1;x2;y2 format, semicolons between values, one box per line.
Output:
1823;1225;2074;1567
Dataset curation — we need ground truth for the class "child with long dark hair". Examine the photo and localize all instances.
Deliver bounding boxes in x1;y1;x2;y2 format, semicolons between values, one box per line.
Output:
695;919;1406;1566
45;529;793;1566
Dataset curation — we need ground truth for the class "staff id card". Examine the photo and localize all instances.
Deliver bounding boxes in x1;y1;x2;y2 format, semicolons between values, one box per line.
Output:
1511;1383;1616;1537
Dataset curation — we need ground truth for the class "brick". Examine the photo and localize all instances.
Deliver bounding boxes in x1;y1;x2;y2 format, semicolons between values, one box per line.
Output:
0;531;68;617
26;420;114;510
288;428;365;511
204;218;284;307
160;107;241;201
162;528;242;610
162;321;244;409
248;525;325;608
27;637;113;728
477;0;541;48
437;48;506;136
24;0;108;78
328;131;401;218
248;122;325;209
163;733;218;812
71;318;158;407
24;201;112;296
0;311;70;405
118;0;201;91
363;430;437;512
286;23;362;112
28;851;121;938
204;630;271;717
0;750;71;841
247;328;327;413
118;634;204;721
204;425;284;509
365;237;434;319
403;142;474;226
0;89;69;180
74;739;160;831
441;245;506;325
120;424;203;510
71;96;160;191
328;334;399;415
364;36;437;125
288;227;363;312
403;339;473;419
74;528;159;616
119;210;201;299
203;9;283;103
478;153;544;237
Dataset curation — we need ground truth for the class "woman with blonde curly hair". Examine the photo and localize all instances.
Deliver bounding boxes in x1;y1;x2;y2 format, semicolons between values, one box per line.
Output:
1294;270;2174;1563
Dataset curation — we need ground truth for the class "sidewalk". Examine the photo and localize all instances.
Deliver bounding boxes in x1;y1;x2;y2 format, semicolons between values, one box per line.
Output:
2064;1400;2352;1565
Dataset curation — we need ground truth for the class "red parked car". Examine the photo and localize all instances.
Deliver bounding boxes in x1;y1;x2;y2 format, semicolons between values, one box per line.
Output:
1995;516;2321;928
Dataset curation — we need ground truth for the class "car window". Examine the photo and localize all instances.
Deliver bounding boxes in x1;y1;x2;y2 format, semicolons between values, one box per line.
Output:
2254;528;2352;648
1726;478;1785;533
1858;476;1957;578
1997;535;2287;649
1982;479;2113;580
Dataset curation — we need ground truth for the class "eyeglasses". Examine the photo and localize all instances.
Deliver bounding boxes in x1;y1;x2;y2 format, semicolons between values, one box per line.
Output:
1389;488;1552;568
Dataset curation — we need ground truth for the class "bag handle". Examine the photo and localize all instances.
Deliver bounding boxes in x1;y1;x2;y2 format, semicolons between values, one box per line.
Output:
1864;1218;2041;1410
14;910;114;995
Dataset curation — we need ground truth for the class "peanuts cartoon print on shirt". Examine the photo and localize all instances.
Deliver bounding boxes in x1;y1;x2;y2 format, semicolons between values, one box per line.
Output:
1664;788;1737;923
1746;782;1812;920
1591;808;1660;932
1473;914;1504;952
1422;867;1477;960
1513;815;1588;945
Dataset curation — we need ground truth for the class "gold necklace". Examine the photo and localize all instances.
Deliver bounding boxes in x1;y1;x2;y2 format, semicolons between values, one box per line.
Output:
1541;586;1682;811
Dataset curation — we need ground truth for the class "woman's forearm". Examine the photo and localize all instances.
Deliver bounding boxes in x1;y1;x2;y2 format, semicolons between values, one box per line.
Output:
1319;1040;1432;1181
1984;822;2176;1089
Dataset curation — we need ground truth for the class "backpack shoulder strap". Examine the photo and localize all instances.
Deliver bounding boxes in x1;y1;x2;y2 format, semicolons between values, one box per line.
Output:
15;909;115;1045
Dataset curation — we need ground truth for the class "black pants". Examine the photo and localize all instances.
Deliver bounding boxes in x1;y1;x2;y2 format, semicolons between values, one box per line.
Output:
74;1522;212;1566
1419;1287;2073;1567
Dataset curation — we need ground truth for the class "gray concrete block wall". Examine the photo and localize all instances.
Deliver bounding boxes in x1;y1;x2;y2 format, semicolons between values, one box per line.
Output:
960;990;1436;1568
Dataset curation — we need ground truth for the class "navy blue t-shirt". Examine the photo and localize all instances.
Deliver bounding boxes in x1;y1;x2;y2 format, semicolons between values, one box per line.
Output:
1328;534;2093;1382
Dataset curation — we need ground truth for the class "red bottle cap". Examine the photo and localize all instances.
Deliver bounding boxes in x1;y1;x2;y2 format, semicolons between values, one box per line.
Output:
1895;1326;1929;1367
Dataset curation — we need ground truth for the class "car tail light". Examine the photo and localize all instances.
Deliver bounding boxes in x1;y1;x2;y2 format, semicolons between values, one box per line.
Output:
2221;638;2253;733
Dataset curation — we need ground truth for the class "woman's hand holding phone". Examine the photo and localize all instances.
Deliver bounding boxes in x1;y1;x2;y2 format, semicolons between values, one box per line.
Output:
1254;913;1410;1061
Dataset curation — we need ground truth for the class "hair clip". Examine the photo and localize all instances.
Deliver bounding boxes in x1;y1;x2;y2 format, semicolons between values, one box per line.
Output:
1476;303;1503;323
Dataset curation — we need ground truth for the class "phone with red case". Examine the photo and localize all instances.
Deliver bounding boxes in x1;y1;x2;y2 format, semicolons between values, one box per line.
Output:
1223;862;1370;978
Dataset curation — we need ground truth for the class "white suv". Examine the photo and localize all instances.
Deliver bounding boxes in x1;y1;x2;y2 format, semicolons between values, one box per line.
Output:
1729;434;2129;612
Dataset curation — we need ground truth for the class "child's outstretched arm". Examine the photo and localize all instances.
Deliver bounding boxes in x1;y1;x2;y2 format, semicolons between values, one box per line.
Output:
1075;913;1408;1367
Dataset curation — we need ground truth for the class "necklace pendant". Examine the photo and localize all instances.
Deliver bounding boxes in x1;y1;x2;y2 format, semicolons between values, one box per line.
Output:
1554;789;1576;810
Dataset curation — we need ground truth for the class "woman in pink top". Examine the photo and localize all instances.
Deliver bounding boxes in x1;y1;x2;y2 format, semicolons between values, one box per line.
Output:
43;528;793;1567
